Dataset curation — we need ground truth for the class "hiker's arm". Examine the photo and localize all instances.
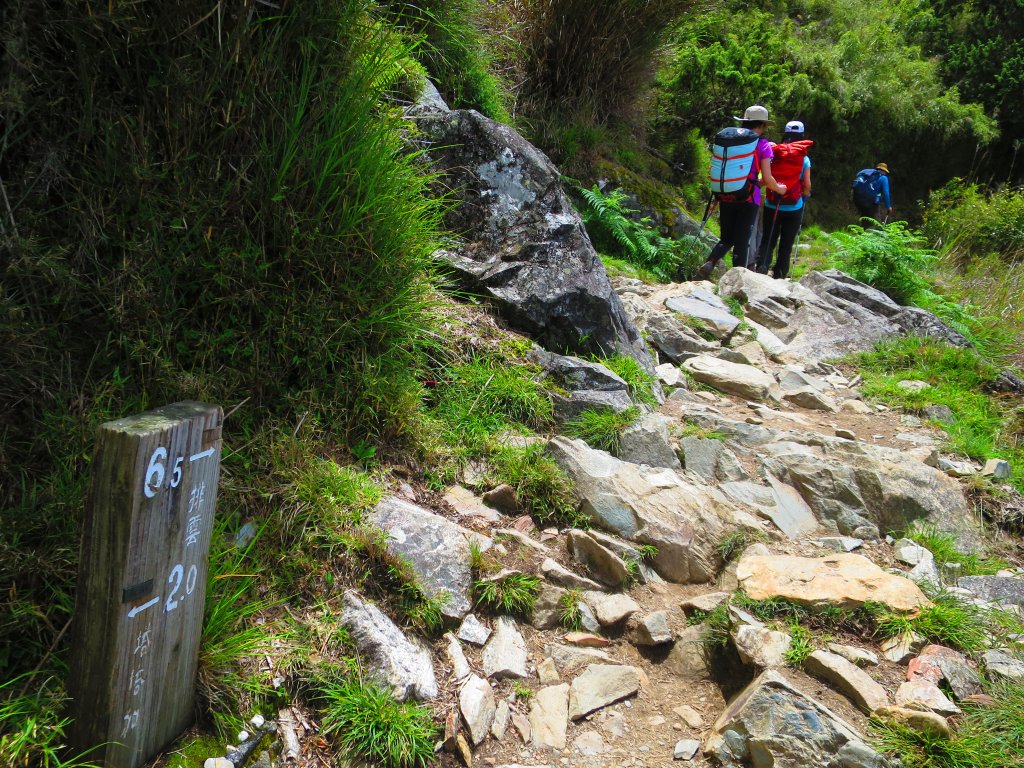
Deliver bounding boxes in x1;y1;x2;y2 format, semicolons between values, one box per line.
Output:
759;156;787;195
802;166;812;198
880;175;892;211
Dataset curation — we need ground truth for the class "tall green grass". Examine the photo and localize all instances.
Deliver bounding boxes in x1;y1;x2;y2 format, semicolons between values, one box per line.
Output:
1;0;448;753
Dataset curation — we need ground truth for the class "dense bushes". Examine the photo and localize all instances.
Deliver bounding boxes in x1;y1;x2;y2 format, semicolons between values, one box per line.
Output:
1;0;449;755
923;180;1024;264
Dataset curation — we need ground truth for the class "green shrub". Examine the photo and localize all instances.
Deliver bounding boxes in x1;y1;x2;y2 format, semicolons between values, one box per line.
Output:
923;179;1024;264
0;676;100;768
473;572;541;617
872;678;1024;768
375;0;509;120
902;525;1007;576
598;354;658;406
870;591;990;654
558;589;584;630
488;444;584;528
826;221;938;305
784;622;815;666
564;406;640;454
575;185;686;281
317;672;438;768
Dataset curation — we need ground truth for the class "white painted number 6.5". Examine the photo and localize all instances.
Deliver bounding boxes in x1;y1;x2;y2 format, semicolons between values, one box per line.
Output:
144;447;183;498
144;447;167;498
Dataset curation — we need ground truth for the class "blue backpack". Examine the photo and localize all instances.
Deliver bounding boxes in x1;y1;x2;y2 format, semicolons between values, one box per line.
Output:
851;168;882;207
710;127;760;202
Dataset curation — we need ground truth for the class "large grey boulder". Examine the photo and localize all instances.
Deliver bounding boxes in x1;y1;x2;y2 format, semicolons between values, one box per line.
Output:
415;106;653;368
618;412;680;469
368;496;491;620
339;591;438;701
706;669;888;768
529;348;636;421
645;311;720;362
760;439;979;545
547;437;729;583
958;575;1024;608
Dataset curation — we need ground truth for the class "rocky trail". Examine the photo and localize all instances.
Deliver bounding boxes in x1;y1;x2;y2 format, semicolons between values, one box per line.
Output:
254;265;1022;768
199;87;1024;768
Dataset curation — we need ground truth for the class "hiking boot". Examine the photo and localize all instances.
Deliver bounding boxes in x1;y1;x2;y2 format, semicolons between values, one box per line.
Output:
695;259;716;281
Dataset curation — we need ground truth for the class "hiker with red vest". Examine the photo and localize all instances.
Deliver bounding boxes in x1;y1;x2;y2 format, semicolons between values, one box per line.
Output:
696;105;788;280
755;120;813;279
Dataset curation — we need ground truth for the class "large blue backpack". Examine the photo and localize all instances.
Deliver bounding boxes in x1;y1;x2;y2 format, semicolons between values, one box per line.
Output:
709;127;760;202
851;168;882;207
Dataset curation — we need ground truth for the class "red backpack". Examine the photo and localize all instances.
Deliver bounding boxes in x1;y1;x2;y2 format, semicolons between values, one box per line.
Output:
768;140;813;205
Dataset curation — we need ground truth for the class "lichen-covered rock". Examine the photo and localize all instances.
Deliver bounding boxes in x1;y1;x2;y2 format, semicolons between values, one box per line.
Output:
706;669;888;768
415;106;654;370
368;496;491;620
339;591;438;701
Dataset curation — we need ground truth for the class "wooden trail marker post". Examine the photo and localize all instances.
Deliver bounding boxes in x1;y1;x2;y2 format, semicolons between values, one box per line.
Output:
69;401;223;768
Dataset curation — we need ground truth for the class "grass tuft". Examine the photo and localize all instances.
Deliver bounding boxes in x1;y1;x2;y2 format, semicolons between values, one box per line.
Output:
558;589;584;630
317;671;438;768
473;573;541;617
597;355;658;406
564;406;640;454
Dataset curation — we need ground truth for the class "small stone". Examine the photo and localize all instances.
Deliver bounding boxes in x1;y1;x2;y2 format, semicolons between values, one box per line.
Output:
746;416;764;425
803;650;889;713
896;680;961;716
881;632;926;663
818;536;863;553
840;399;872;415
631;611;673;646
897;379;930;393
249;714;266;729
826;643;879;667
237;730;250;743
458;614;492;646
672;704;704;729
204;760;232;768
446;633;472;680
982;459;1011;479
893;538;932;567
673;739;700;760
538;657;560;685
680;591;731;613
981;649;1024;681
873;706;951;739
483;483;519;514
835;428;856;440
732;624;792;668
564;631;610;647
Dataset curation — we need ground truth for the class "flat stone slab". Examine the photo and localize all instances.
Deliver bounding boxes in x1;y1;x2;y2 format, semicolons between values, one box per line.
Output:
682;355;775;401
737;552;931;612
804;650;889;713
340;590;437;701
958;575;1024;607
530;684;569;751
665;289;741;338
896;680;961;716
482;616;528;679
460;674;496;746
369;496;491;620
568;664;642;720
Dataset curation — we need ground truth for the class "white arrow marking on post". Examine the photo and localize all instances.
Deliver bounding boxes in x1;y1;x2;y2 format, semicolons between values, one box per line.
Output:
127;597;160;618
189;448;215;463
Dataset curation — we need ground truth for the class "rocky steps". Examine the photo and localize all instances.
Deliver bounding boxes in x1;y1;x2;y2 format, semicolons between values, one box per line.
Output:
220;83;1024;768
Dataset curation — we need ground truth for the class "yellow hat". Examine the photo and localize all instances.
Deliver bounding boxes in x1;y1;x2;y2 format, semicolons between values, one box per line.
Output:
876;162;890;174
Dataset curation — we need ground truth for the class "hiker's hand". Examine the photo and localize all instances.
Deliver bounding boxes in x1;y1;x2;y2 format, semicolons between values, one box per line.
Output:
775;183;788;195
887;207;893;215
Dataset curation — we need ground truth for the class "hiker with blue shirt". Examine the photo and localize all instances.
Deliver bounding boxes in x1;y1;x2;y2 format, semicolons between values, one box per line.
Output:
755;120;812;279
851;162;892;221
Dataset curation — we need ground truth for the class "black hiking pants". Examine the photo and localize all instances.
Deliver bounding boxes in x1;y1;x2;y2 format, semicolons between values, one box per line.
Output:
756;206;803;279
707;200;758;269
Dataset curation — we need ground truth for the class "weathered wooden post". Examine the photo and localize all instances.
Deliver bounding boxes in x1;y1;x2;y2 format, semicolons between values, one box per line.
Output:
68;401;223;768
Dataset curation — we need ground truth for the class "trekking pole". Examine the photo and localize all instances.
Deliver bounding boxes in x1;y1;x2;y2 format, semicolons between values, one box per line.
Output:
791;200;807;277
681;194;718;266
761;194;781;273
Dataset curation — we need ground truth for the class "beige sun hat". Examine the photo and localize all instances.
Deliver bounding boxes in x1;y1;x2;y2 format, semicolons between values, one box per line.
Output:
733;105;774;124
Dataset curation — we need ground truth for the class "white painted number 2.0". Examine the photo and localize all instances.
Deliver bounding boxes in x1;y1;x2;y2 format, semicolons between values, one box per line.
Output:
143;447;184;498
164;563;198;613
